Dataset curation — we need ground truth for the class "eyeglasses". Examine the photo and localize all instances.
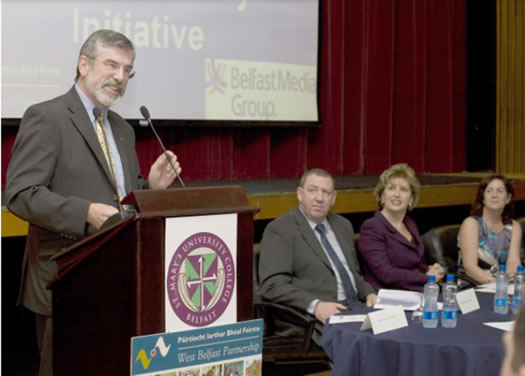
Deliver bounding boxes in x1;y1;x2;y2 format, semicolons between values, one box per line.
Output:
90;57;135;79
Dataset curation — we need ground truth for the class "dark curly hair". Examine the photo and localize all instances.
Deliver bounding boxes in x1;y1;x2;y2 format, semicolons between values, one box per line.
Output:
470;174;515;224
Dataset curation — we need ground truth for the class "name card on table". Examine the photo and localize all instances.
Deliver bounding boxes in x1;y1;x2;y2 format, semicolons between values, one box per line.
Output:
456;288;480;314
360;306;408;335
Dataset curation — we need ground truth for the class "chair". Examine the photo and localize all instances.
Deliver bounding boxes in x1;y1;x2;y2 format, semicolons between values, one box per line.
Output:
253;244;331;376
421;224;477;288
421;224;461;274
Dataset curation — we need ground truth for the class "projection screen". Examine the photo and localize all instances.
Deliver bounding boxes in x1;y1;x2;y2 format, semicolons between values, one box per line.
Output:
1;0;320;124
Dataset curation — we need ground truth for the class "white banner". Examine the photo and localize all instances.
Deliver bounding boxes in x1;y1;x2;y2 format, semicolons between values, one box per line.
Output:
205;58;318;121
165;214;238;332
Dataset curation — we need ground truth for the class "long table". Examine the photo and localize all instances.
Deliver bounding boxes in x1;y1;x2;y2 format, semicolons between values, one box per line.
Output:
321;291;512;376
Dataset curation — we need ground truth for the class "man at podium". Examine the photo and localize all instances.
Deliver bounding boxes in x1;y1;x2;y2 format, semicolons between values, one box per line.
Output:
5;29;182;376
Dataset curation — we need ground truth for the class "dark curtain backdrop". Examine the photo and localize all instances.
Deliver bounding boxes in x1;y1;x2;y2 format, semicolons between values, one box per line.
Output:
1;0;466;187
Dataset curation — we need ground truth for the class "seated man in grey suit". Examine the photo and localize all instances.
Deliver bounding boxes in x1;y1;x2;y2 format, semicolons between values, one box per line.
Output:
258;168;377;341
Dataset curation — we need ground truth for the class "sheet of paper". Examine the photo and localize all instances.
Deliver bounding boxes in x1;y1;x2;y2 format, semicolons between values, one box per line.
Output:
374;289;423;311
475;282;495;293
360;305;408;335
483;321;515;332
476;282;514;295
329;314;367;324
456;288;480;314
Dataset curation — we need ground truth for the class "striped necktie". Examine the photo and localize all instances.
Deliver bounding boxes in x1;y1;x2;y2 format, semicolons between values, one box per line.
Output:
95;112;123;201
316;223;358;307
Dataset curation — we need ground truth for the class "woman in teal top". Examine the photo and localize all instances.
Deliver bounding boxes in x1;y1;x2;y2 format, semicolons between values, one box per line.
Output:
458;175;522;285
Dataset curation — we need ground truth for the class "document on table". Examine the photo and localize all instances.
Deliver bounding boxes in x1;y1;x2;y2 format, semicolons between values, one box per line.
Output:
374;289;423;311
329;314;367;324
483;321;515;332
475;282;496;293
476;282;514;295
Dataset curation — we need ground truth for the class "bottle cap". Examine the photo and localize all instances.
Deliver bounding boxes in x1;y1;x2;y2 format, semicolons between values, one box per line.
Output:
499;264;506;272
446;274;454;282
428;275;436;282
518;265;524;272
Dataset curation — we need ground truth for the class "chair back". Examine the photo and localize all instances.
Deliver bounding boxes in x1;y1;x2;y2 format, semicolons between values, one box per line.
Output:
252;242;331;374
422;224;461;275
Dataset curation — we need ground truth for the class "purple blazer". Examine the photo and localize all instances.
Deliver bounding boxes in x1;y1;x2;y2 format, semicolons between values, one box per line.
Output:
358;210;429;292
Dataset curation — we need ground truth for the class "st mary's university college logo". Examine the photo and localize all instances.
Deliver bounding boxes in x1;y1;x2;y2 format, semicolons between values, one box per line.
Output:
167;232;235;326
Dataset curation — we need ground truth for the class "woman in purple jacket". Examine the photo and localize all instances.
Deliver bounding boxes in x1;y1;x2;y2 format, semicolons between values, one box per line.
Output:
358;163;445;292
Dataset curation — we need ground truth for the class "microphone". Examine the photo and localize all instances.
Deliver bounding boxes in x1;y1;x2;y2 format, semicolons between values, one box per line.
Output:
139;105;185;188
92;106;127;218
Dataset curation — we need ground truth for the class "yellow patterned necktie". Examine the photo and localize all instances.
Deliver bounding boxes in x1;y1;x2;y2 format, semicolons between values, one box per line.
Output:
95;112;124;201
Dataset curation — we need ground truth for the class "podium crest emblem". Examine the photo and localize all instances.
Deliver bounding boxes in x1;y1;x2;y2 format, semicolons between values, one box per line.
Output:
167;232;235;326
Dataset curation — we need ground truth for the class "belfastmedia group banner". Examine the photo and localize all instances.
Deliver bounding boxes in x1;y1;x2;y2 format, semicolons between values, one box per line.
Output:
164;214;238;332
131;319;263;376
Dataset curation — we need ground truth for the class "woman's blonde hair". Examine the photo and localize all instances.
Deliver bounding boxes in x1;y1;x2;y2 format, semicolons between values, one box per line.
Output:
373;163;420;210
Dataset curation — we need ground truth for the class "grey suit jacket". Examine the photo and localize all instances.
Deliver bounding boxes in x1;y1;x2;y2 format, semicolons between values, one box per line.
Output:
5;86;146;315
258;208;376;314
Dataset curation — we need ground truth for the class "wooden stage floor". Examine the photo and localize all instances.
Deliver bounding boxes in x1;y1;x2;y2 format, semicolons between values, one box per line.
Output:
190;173;525;221
2;173;525;236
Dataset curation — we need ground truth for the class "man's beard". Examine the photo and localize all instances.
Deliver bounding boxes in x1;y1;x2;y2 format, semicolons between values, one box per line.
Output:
85;71;126;108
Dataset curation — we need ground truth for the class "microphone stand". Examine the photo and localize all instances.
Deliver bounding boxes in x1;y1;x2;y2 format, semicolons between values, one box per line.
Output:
139;105;185;188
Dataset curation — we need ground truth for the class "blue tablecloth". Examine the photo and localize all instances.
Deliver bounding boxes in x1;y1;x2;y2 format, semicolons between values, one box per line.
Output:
321;291;511;376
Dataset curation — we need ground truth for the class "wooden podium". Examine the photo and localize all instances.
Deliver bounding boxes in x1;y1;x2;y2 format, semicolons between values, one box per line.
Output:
48;186;258;376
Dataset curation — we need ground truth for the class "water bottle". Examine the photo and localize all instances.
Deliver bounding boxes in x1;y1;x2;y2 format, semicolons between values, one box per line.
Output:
441;274;458;328
494;264;509;314
512;265;524;314
422;275;439;328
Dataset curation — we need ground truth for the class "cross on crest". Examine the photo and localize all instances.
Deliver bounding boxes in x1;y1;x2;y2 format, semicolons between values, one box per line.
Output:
185;253;218;311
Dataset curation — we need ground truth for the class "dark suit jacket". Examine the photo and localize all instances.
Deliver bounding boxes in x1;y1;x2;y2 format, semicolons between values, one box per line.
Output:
5;86;146;315
358;210;429;292
259;208;375;313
